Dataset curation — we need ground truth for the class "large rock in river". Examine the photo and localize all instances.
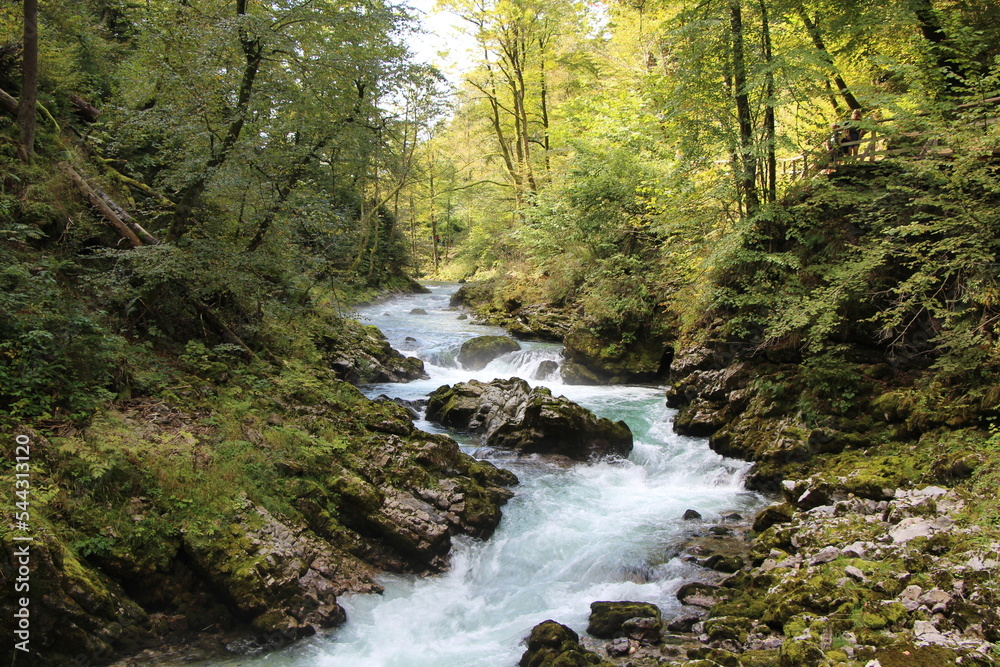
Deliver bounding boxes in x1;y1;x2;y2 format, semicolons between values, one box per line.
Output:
456;335;521;370
562;326;672;385
518;620;612;667
426;378;633;461
318;319;428;384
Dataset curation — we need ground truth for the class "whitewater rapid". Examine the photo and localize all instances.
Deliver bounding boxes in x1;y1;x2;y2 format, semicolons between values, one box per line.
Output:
192;282;763;666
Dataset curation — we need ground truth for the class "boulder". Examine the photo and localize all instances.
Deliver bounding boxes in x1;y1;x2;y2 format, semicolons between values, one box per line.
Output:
0;531;152;666
778;638;826;666
507;304;574;342
681;532;749;573
667;615;702;632
676;582;721;608
183;504;351;641
752;503;795;532
456;335;521;370
560;361;604;385
426;378;633;461
518;620;612;667
588;601;662;640
533;359;559;380
562;327;672;384
320;321;428;384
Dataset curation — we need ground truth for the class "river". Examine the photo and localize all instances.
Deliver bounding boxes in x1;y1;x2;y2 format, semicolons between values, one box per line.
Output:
195;282;762;666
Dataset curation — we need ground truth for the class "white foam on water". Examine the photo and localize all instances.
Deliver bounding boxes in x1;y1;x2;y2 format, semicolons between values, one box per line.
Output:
185;283;763;667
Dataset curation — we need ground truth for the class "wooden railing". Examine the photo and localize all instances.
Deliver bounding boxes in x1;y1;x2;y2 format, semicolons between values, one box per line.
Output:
782;96;1000;181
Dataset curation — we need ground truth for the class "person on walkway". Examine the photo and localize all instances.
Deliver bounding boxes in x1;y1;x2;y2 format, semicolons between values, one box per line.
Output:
843;108;864;157
825;122;843;161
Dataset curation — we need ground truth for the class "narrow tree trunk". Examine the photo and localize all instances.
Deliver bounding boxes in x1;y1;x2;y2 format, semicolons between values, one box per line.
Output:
729;0;759;218
794;5;860;111
429;163;439;272
167;0;261;241
508;28;537;194
409;193;416;258
245;138;327;252
759;0;776;203
539;37;551;174
18;0;38;162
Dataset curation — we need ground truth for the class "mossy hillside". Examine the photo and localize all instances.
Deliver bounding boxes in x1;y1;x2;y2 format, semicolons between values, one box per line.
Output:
0;359;516;665
42;364;512;564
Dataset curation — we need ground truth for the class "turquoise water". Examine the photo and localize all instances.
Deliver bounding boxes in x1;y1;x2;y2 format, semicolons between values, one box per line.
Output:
189;282;762;667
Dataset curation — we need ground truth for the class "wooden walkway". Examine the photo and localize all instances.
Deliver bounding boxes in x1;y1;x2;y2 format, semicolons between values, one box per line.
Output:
782;96;1000;181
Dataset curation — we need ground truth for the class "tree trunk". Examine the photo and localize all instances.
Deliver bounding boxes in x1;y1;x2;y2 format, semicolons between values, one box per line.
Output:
18;0;38;162
167;0;262;241
538;36;551;174
729;0;759;219
759;0;776;203
794;4;860;111
911;0;966;95
245;138;327;252
429;162;439;272
473;55;521;200
60;163;144;248
0;87;18;116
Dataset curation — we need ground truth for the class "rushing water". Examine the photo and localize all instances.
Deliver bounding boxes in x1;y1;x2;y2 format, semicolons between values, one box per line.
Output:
194;282;763;667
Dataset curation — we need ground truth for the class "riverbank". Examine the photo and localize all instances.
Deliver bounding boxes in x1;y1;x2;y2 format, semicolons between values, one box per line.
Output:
0;326;516;665
447;160;1000;665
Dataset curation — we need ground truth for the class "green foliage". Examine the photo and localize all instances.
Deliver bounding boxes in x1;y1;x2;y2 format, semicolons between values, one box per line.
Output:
0;250;119;423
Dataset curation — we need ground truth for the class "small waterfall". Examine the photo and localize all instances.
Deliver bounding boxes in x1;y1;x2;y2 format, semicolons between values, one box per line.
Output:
482;347;563;381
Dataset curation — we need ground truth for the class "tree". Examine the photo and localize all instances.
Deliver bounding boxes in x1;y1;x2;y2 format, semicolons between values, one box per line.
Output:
17;0;37;161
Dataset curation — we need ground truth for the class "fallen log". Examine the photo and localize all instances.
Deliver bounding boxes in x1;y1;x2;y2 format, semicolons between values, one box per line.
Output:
59;162;144;248
0;87;17;116
70;94;100;122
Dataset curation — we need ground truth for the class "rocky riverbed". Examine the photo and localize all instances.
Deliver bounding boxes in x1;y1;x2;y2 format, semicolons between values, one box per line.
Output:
519;479;999;666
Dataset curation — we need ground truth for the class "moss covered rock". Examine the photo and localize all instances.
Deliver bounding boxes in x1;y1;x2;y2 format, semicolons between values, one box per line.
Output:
778;638;826;666
426;378;633;461
456;335;522;370
587;601;662;639
320;320;428;384
518;620;613;667
0;530;152;666
562;327;671;385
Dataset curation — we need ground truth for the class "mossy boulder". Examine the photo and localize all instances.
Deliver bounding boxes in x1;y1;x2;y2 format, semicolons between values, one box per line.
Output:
587;601;662;640
778;638;826;666
703;616;752;643
426;378;633;461
518;620;613;667
562;327;672;385
182;504;352;640
560;361;605;385
0;531;152;666
319;320;428;384
456;335;521;370
752;502;795;532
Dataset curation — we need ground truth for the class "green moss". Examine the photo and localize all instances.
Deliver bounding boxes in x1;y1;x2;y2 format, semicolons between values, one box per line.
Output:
854;610;888;630
778;638;826;666
587;601;661;638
